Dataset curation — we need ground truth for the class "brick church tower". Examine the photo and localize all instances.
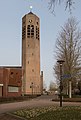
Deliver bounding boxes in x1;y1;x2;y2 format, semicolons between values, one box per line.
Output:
22;11;42;95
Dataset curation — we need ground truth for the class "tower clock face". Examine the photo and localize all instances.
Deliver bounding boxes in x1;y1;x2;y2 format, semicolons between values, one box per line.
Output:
29;19;32;23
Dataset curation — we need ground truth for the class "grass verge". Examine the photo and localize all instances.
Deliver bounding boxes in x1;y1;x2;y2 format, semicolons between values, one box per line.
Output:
12;106;81;120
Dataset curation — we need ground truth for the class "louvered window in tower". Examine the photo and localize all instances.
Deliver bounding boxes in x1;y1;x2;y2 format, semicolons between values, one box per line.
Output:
36;26;39;40
27;25;30;38
31;25;34;38
22;26;26;39
27;25;34;38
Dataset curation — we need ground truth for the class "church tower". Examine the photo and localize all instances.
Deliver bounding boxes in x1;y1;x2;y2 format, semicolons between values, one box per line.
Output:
22;11;41;95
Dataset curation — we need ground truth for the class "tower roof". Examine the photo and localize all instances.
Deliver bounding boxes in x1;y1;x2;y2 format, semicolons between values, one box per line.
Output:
27;11;39;19
28;11;34;15
22;11;39;19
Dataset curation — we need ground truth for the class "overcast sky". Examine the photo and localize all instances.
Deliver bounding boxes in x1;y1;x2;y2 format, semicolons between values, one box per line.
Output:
0;0;81;89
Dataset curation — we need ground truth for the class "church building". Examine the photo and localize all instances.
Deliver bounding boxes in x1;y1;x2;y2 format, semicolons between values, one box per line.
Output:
0;11;43;97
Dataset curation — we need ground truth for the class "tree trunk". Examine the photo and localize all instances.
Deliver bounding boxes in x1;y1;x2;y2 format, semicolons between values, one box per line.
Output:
66;82;69;95
69;81;72;98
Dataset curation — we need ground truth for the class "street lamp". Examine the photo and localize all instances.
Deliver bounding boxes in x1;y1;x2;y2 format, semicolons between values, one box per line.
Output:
57;60;65;107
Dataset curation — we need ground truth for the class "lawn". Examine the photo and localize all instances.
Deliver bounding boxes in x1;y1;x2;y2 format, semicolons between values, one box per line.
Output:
12;106;81;120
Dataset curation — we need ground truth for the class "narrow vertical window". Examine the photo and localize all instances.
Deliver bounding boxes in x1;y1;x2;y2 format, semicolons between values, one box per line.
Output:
22;26;26;39
36;26;39;40
27;25;30;38
38;28;39;40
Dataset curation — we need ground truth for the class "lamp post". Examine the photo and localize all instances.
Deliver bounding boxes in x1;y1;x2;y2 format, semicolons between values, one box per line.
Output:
57;60;65;107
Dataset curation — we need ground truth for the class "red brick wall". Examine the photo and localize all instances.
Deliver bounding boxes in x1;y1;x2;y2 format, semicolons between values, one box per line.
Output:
7;87;22;97
0;68;3;84
0;67;22;97
8;68;22;87
3;68;9;97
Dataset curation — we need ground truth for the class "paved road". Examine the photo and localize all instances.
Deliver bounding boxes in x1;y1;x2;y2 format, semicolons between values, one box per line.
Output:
0;95;81;120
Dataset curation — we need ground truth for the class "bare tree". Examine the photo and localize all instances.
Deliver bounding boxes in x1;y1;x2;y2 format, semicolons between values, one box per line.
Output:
54;17;81;98
49;81;58;91
48;0;75;13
